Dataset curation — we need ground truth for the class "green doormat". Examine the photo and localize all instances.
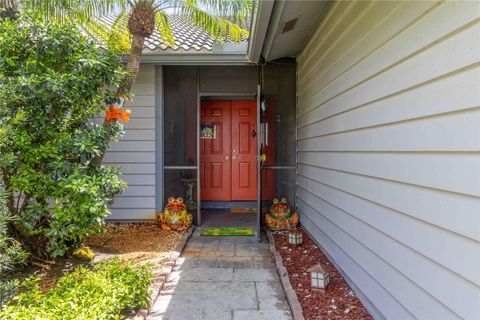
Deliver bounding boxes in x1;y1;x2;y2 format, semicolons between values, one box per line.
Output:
201;227;255;236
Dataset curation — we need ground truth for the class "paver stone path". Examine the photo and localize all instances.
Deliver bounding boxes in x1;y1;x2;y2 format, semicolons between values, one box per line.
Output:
148;229;293;320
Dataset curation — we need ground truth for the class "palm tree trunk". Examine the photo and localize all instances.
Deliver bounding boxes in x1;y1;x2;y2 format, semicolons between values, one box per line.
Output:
0;0;18;20
119;33;146;93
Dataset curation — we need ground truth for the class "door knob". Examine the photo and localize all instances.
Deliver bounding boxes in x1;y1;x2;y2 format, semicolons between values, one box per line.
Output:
225;156;229;160
232;155;236;160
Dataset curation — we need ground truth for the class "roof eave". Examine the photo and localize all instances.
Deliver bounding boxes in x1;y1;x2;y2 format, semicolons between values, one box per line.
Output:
140;53;252;65
246;0;275;64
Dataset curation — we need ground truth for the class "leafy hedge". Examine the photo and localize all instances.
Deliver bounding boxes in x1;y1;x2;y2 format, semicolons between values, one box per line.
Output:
0;14;128;257
0;259;153;320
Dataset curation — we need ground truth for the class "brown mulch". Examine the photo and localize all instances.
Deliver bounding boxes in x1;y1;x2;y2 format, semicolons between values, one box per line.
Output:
85;222;184;266
85;222;186;284
272;230;373;320
4;257;85;292
5;223;184;292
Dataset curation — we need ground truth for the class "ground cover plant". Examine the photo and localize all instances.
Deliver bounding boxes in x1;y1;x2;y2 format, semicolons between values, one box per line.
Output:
0;185;28;307
1;223;185;315
0;187;28;275
0;258;153;320
0;14;127;258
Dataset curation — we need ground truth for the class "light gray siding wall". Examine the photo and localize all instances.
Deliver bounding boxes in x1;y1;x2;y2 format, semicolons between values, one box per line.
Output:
296;1;480;319
105;64;156;220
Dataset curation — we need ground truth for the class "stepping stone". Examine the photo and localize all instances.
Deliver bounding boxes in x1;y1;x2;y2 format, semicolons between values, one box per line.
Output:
169;267;234;282
233;268;277;282
256;281;291;311
232;310;292;320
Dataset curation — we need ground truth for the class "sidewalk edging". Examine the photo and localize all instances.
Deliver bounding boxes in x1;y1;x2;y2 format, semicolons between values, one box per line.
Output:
266;231;305;320
128;226;194;320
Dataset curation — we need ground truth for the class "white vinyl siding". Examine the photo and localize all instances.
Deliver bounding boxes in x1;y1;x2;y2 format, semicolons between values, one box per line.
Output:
296;1;480;320
104;64;156;220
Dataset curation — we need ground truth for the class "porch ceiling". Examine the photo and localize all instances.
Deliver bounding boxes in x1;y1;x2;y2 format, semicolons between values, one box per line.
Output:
262;0;331;61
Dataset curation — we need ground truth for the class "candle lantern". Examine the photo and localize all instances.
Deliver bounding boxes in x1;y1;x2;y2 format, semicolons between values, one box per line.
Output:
287;228;303;245
307;263;330;291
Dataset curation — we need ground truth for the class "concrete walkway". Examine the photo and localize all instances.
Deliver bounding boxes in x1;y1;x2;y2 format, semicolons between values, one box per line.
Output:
149;228;293;320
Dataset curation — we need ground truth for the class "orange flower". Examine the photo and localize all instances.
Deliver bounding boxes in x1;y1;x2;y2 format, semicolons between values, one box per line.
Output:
105;105;131;123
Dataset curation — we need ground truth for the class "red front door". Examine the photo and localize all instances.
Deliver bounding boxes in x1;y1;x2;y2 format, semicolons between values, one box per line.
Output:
200;101;232;201
231;101;258;200
200;100;257;201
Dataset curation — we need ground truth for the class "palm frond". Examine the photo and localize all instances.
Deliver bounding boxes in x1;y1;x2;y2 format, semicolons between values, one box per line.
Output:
155;11;176;48
197;0;254;27
82;19;113;44
20;0;126;23
81;12;130;53
107;11;131;52
175;1;249;42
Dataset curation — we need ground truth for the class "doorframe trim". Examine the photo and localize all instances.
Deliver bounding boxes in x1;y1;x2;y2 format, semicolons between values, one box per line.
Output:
196;91;258;230
256;84;262;241
155;65;164;215
196;68;201;225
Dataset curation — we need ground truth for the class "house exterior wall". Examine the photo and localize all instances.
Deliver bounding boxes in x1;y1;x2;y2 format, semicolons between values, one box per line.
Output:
296;1;480;319
105;64;157;220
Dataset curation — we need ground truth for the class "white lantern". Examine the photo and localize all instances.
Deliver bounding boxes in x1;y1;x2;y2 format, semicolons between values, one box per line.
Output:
307;263;330;291
287;228;303;245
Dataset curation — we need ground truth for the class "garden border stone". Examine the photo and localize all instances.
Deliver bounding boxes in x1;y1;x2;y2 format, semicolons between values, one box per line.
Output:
126;226;194;320
266;230;305;320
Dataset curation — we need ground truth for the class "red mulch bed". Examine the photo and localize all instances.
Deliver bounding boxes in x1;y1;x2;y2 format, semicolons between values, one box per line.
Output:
272;230;373;320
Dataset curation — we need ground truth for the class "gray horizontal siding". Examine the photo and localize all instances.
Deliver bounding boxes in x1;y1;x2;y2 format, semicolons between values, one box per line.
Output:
104;64;157;220
296;1;480;319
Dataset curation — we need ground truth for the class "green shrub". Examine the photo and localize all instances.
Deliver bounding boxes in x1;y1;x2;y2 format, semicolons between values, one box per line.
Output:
0;14;128;257
0;186;28;274
0;280;19;307
0;258;153;320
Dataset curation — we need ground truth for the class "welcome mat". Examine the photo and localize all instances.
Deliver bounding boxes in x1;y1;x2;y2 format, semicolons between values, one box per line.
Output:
230;207;256;214
201;227;255;237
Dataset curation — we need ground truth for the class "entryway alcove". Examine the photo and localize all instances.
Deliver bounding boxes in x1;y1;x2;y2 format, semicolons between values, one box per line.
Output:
160;62;296;238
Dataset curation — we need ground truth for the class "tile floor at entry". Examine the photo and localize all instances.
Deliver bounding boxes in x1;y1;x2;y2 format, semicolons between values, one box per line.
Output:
148;228;293;320
200;209;257;228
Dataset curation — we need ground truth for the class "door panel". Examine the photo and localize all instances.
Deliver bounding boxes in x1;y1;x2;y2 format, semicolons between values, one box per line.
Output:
231;101;258;200
211;123;224;154
239;162;251;187
200;101;232;201
211;163;223;187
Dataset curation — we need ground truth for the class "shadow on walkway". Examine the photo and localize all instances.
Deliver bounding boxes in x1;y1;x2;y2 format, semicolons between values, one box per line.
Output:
148;228;293;320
